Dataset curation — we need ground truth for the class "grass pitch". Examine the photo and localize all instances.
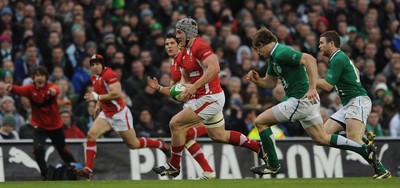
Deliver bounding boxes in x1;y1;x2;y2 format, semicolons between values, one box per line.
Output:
1;177;399;188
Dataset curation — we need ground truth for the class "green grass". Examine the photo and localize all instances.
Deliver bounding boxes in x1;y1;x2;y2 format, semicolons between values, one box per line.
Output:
1;178;399;188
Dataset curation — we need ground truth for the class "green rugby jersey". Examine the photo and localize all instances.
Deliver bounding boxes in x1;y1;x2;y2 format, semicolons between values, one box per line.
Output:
267;43;308;99
325;50;367;105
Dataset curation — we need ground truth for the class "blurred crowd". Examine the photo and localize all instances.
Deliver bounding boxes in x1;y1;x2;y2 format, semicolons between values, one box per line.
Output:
0;0;399;140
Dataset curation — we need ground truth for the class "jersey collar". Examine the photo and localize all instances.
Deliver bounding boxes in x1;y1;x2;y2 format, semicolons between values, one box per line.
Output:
173;51;181;59
329;49;341;63
96;67;107;77
270;42;279;57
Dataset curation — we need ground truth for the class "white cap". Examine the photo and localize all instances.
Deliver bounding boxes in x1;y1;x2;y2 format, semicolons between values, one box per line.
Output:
374;82;388;93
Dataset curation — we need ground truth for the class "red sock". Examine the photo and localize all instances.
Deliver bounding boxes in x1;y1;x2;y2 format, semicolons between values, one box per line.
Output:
229;131;260;153
169;145;185;169
187;142;213;172
139;137;163;148
196;126;208;137
85;140;96;170
186;126;208;140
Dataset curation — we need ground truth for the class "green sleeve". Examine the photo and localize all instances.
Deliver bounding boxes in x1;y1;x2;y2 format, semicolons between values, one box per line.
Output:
325;58;344;85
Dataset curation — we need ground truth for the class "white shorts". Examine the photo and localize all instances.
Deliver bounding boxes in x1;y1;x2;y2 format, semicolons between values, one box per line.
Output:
330;96;371;125
272;97;323;128
98;106;134;132
184;92;225;128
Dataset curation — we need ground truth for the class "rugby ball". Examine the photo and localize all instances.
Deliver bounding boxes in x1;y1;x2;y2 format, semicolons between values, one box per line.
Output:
170;83;186;101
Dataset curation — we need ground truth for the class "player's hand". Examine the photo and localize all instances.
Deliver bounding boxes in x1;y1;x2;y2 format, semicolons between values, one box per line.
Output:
176;83;195;102
147;76;159;90
246;70;260;83
182;83;196;95
4;84;12;91
48;88;57;96
303;88;319;104
84;92;99;101
175;92;191;102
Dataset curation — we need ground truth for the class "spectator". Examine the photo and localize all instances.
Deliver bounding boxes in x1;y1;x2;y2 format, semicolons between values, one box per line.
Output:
367;111;385;136
0;114;19;140
373;82;388;100
361;59;377;97
66;29;86;68
72;55;92;94
77;100;95;135
0;34;13;63
60;109;85;139
18;113;34;139
389;108;400;137
123;60;148;97
228;106;257;136
14;44;44;84
46;46;74;79
135;107;166;138
0;95;25;132
1;69;14;85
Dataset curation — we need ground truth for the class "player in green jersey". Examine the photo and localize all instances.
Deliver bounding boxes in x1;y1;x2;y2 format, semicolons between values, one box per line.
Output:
247;27;378;176
317;30;391;179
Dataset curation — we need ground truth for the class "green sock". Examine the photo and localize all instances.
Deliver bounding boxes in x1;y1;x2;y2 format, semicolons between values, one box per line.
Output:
361;136;368;144
330;134;368;159
337;132;369;145
259;128;280;168
377;161;388;173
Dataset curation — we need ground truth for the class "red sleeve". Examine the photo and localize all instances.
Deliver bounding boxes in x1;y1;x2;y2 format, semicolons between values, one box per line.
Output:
10;85;32;97
193;41;214;62
104;70;119;85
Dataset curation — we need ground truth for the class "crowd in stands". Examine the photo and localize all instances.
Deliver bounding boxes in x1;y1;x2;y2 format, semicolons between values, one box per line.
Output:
0;0;400;140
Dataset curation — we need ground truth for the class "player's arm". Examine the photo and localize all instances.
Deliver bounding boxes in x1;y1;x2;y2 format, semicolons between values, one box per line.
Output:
7;84;31;97
260;74;278;89
299;53;318;90
147;76;172;97
299;53;320;102
48;85;61;97
98;82;121;100
192;54;219;90
317;59;342;92
317;79;333;91
157;85;172;96
247;70;278;89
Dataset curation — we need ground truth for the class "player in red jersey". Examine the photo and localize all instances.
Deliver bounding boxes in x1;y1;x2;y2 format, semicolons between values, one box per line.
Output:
152;18;266;178
147;33;215;179
74;54;170;180
6;67;76;180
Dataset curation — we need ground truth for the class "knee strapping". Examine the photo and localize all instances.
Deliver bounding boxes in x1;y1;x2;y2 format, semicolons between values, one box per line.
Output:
203;111;225;128
185;139;196;148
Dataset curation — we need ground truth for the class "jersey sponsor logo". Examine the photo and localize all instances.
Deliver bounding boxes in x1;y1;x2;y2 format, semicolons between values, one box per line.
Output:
292;54;297;61
109;78;117;82
273;63;282;74
189;71;200;77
